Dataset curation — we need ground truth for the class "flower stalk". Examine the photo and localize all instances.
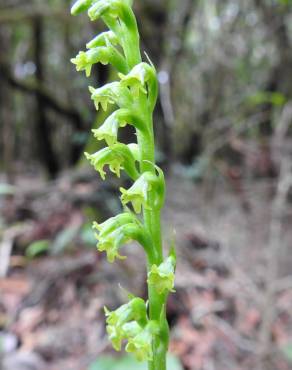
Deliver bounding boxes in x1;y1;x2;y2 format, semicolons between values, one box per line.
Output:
71;1;176;369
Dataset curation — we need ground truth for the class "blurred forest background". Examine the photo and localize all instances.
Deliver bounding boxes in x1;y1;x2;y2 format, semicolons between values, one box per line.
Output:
0;0;292;369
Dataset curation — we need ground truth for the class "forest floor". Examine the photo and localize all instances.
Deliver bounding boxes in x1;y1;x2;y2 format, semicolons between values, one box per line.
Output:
0;168;292;370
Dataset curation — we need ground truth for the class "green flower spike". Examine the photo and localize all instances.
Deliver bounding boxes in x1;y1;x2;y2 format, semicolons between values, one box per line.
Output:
89;82;132;111
85;143;139;180
125;321;159;362
71;0;174;366
147;255;176;295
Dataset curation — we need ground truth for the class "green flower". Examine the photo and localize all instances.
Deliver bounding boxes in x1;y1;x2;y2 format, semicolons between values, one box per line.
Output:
104;298;147;350
88;0;120;21
92;112;120;146
86;143;139;180
94;222;144;263
147;256;176;295
96;226;129;262
88;0;133;24
119;62;155;97
85;148;122;179
71;48;111;77
93;212;137;238
105;298;146;326
120;172;159;213
89;82;132;111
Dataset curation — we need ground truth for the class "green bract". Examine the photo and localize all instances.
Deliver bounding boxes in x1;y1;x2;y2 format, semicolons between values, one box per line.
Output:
71;0;175;368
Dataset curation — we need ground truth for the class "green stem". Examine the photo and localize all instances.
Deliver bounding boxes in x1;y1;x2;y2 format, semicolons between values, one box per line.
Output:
137;113;168;370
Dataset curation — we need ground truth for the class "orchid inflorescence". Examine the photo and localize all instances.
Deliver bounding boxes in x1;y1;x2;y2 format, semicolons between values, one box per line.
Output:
71;1;176;368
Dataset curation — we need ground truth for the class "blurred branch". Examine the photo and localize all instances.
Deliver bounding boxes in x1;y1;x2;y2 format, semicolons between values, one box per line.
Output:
159;0;197;129
33;16;59;177
0;62;85;131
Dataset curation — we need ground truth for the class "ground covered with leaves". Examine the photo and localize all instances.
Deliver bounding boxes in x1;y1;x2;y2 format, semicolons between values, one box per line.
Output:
0;169;292;370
